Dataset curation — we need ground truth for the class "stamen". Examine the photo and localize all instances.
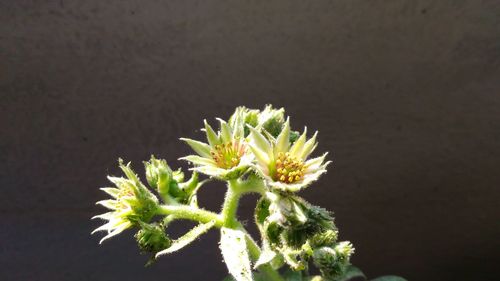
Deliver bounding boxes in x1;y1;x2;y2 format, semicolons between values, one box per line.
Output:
210;139;246;169
274;152;305;183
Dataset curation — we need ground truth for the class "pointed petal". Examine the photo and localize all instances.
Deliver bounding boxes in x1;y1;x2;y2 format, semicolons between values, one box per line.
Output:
299;131;318;159
180;155;217;167
247;125;271;154
275;118;290;154
100;187;120;199
249;144;270;167
304;153;329;173
289;127;307;158
204;119;221;147
180;138;212;158
99;221;131;244
217;118;232;143
92;212;115;221
96;199;118;210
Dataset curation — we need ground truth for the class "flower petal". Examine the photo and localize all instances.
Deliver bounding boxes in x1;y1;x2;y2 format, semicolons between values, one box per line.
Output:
99;187;120;199
275;118;290;154
249;144;270;167
289;127;307;158
96;199;118;210
299;131;318;159
304;153;329;173
217;118;232;143
180;155;217;167
204;119;221;147
180;138;212;158
248;125;272;154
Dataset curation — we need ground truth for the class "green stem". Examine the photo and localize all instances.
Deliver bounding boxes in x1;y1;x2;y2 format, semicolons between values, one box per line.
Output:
221;179;241;227
157;205;223;227
219;178;284;281
159;177;283;281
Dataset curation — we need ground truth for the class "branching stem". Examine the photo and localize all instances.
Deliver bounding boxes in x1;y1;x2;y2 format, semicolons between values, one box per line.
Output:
158;177;284;281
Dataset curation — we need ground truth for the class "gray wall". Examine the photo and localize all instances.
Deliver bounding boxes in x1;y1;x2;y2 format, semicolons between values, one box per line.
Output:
1;1;499;280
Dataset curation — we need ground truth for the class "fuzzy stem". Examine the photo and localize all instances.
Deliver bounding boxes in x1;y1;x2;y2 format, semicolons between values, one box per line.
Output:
157;205;223;227
221;179;241;228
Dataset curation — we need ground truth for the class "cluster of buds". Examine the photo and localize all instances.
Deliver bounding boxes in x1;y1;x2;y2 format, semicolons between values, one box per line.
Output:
144;155;202;206
255;191;353;275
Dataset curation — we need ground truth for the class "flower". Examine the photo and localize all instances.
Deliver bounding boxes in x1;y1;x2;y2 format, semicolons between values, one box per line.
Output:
92;160;159;244
180;118;253;179
248;119;331;192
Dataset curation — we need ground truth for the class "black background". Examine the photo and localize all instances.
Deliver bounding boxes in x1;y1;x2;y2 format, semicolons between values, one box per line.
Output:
1;1;499;281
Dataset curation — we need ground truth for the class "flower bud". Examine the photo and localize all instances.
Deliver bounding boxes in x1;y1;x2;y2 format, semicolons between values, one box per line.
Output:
312;242;354;279
135;223;172;254
144;156;172;197
258;105;285;137
310;229;338;248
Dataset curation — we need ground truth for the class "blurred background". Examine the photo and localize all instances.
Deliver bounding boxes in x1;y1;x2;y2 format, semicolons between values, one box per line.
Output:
1;1;499;280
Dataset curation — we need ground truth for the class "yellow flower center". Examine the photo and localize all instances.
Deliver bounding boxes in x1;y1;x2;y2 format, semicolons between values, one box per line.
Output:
211;140;246;169
274;152;305;183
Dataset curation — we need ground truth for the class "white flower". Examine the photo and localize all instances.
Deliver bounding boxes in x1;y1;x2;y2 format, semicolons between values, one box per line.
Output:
248;119;331;192
92;161;158;243
180;119;253;179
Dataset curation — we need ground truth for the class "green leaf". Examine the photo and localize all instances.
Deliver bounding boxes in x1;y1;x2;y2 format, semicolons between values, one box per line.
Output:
155;221;215;257
371;276;407;281
337;265;366;281
220;227;253;281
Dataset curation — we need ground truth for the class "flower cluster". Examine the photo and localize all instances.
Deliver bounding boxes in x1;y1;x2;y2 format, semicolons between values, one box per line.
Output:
92;105;366;281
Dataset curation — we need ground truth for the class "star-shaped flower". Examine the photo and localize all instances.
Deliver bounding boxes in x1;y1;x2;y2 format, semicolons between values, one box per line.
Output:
180;119;252;179
92;160;158;243
248;119;331;192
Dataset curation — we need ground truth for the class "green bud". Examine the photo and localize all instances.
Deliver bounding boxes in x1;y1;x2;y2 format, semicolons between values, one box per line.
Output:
144;155;172;196
289;130;300;144
310;229;338;248
135;222;171;254
229;106;260;137
312;242;354;280
172;168;184;182
258;105;285;138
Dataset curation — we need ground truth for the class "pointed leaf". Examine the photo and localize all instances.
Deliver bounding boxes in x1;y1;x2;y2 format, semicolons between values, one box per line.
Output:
220;227;253;281
156;221;215;257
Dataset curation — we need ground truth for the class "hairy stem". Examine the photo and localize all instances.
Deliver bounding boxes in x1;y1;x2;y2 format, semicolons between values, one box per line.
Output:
221;179;241;228
157;205;223;227
220;180;284;281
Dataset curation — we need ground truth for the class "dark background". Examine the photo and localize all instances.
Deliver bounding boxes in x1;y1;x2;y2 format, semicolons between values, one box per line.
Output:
1;1;499;281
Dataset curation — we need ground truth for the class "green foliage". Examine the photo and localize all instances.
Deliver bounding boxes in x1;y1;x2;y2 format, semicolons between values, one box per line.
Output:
92;105;405;281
